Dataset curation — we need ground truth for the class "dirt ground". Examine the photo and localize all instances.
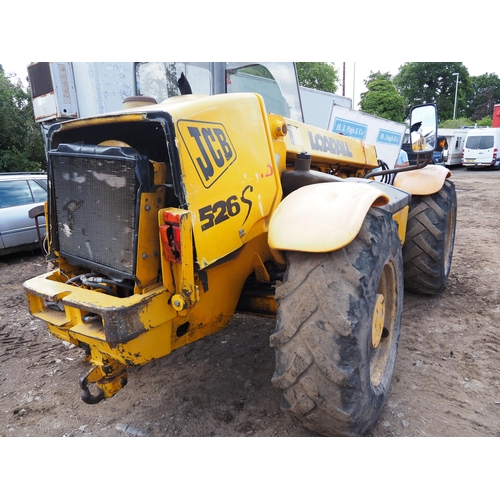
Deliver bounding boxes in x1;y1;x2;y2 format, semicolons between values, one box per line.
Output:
1;167;499;438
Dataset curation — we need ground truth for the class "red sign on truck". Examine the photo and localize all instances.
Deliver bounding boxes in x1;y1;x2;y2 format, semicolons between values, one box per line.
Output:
493;104;500;128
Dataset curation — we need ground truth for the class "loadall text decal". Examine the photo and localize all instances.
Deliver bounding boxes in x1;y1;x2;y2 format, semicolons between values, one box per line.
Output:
178;119;237;188
199;185;253;231
308;131;354;158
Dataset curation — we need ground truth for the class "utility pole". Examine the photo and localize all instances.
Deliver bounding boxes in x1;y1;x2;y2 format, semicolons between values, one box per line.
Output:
353;63;356;110
342;62;345;96
452;72;459;120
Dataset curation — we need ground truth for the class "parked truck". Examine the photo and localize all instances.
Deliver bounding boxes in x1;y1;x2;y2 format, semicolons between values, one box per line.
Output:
493;104;500;128
23;62;456;436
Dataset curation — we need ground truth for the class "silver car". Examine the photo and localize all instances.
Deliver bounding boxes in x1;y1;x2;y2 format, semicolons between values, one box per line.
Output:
0;172;47;256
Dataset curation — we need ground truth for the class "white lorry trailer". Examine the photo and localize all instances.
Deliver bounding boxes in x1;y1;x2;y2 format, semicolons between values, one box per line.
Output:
28;62;222;124
297;87;405;172
299;86;352;128
326;104;406;172
28;62;134;123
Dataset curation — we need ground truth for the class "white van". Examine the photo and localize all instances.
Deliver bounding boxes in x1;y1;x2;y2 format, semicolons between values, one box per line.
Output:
462;128;500;170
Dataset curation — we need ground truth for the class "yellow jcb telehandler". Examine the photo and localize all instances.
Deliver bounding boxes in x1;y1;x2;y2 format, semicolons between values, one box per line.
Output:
23;62;456;436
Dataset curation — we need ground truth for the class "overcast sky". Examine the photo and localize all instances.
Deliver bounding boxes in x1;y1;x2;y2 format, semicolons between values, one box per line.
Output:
3;1;496;98
2;2;497;110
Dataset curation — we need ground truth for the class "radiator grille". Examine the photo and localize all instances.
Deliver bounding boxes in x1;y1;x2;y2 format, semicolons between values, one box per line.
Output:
28;62;54;99
51;150;139;279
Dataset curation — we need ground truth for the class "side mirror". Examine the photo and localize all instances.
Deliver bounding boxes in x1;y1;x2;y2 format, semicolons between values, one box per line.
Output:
409;103;438;153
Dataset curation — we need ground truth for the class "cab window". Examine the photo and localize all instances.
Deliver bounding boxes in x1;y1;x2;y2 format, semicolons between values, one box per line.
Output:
226;63;303;121
226;65;289;115
466;135;494;149
135;62;212;102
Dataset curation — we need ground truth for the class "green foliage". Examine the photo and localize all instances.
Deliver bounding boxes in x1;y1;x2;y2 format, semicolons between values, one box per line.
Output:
393;62;473;121
364;71;393;86
359;71;405;122
0;66;45;173
467;73;500;121
476;115;493;127
296;62;339;94
438;117;474;128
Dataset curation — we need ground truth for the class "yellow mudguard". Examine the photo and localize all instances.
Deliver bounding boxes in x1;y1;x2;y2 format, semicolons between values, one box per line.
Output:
268;182;390;264
394;164;451;195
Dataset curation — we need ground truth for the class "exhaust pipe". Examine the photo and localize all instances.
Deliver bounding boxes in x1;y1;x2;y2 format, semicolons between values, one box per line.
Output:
281;152;341;197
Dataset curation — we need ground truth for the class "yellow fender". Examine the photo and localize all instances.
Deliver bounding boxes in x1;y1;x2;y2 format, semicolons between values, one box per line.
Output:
268;182;390;265
393;164;451;195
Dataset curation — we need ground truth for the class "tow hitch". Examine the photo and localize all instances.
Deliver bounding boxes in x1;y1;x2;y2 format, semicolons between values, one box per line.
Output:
79;360;128;405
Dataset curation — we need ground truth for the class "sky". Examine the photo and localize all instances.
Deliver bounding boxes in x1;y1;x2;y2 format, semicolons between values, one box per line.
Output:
2;3;498;110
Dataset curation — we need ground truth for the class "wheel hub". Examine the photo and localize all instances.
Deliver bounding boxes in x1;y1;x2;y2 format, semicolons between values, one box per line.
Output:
371;293;385;348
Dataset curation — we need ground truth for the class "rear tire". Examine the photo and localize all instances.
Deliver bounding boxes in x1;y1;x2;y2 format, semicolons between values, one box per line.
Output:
402;180;457;295
270;208;403;436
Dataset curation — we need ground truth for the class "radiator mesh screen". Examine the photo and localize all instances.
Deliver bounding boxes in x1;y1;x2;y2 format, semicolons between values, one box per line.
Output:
51;154;138;277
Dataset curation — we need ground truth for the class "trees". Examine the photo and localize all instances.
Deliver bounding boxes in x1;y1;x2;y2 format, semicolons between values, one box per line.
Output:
390;62;500;122
467;73;500;122
439;117;474;128
296;62;339;94
359;71;405;122
0;65;45;173
393;62;473;121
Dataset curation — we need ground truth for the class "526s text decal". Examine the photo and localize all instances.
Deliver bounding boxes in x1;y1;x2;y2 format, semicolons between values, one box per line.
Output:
199;185;253;231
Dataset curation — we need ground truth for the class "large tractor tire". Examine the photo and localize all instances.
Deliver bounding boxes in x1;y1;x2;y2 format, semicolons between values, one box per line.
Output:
270;208;404;436
402;180;457;295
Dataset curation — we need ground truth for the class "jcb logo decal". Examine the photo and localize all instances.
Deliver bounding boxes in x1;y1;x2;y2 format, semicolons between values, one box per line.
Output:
178;120;237;188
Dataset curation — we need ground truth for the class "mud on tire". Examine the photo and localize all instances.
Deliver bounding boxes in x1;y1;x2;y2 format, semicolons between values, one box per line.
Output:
270;208;404;436
402;180;457;295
